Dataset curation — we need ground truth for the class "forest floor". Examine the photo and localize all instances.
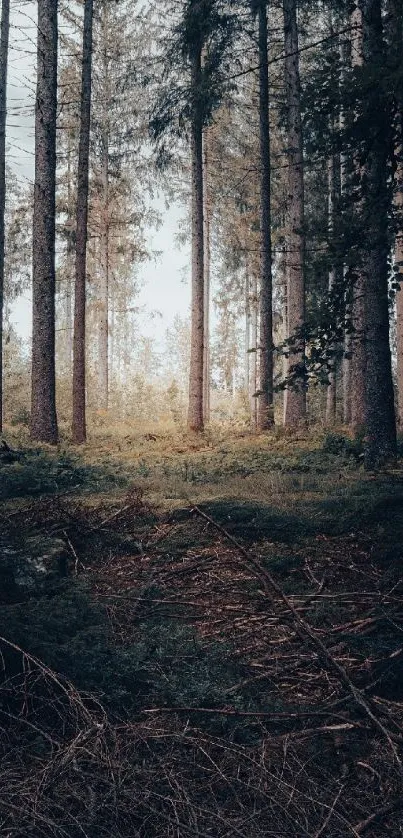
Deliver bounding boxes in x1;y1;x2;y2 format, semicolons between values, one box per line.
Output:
1;425;403;837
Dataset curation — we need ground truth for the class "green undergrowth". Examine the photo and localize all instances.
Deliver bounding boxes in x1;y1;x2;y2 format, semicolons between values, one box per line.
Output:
1;427;402;724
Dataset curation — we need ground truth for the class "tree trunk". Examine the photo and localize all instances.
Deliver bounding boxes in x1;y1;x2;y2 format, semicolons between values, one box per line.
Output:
250;267;258;429
257;0;274;430
0;0;9;433
283;0;306;426
187;41;204;432
350;3;367;433
202;127;210;423
326;154;338;425
244;267;251;406
98;6;109;413
72;0;94;444
340;33;352;425
31;0;58;444
65;136;74;375
387;0;403;428
360;0;396;464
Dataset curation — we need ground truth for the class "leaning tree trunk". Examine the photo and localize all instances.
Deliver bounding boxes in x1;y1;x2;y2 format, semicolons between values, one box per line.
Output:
360;0;396;464
0;0;9;433
72;0;94;444
283;0;306;427
31;0;58;444
187;41;204;433
257;0;274;430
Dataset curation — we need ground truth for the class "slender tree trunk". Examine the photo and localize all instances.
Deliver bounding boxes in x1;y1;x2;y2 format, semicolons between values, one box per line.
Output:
65;136;74;374
0;0;9;433
72;0;93;443
245;267;251;405
360;0;396;464
350;4;367;433
31;0;58;444
326;154;338;425
283;0;306;426
250;267;258;429
257;0;274;430
340;34;352;425
98;7;109;413
187;41;204;432
202;127;210;423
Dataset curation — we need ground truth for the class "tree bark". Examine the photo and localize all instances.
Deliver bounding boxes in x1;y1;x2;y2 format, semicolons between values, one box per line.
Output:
72;0;94;444
98;3;110;413
257;0;274;430
350;4;367;434
250;266;258;429
202;127;210;423
326;155;337;425
387;0;403;428
360;0;396;464
340;33;352;425
187;41;204;432
283;0;306;426
0;0;9;433
31;0;58;444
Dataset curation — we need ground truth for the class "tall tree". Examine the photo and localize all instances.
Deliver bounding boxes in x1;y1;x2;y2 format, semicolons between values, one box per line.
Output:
255;0;274;430
187;11;204;432
387;0;403;428
31;0;58;443
72;0;94;444
283;0;306;426
0;0;9;434
350;2;367;434
202;126;211;423
359;0;396;464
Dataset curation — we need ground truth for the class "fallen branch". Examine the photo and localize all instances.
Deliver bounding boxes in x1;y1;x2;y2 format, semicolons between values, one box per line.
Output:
191;505;403;766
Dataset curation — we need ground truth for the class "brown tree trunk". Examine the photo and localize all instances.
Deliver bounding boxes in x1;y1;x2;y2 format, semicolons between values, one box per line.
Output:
326;152;338;425
250;266;258;429
387;0;403;428
257;0;274;430
244;267;251;407
202;127;210;423
283;0;306;427
72;0;94;444
187;41;204;432
340;33;352;426
65;135;74;374
31;0;58;444
360;0;396;464
350;4;367;433
0;0;9;433
98;5;110;413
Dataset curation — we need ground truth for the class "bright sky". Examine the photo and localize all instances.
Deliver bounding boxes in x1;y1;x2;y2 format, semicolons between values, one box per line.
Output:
7;1;191;342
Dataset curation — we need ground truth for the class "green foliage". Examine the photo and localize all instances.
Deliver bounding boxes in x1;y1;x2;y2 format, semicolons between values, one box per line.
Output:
0;449;129;500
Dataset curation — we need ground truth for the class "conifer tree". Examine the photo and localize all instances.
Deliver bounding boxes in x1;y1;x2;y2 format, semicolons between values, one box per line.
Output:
283;0;306;426
0;0;9;433
31;0;59;444
72;0;94;444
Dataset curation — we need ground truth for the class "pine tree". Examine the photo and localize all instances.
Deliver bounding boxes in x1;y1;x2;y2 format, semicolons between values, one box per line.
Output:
31;0;59;444
359;0;396;464
255;0;274;430
283;0;306;426
0;0;9;433
72;0;94;444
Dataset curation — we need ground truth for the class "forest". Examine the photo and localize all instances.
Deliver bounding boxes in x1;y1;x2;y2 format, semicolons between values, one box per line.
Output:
1;0;403;836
